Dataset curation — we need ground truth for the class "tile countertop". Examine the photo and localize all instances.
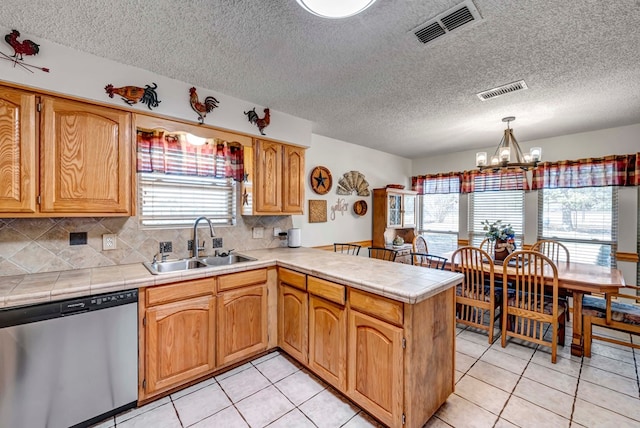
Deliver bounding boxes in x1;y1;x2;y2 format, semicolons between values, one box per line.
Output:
0;247;463;309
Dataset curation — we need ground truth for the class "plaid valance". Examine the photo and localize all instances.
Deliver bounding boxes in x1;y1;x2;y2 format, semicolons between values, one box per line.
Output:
136;129;244;182
531;153;639;189
412;172;461;194
461;170;529;193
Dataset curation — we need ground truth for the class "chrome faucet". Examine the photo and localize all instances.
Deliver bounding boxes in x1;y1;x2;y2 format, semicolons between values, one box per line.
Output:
192;216;215;258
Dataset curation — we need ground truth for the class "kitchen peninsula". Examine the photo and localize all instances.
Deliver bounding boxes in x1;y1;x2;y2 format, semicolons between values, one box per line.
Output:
0;247;462;428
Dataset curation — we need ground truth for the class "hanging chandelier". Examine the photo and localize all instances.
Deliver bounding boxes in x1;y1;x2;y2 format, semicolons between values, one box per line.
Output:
475;117;541;171
296;0;378;19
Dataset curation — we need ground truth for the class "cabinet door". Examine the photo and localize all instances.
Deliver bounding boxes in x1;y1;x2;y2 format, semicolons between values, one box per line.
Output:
254;139;282;213
308;295;346;390
386;194;402;228
282;145;305;214
145;295;216;395
348;310;404;428
402;194;416;228
40;96;131;214
217;284;268;366
278;285;308;363
0;86;36;213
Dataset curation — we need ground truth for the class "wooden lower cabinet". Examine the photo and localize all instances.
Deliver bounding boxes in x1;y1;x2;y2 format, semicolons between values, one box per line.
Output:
308;295;347;390
348;310;404;427
217;283;268;366
141;279;217;399
278;284;308;363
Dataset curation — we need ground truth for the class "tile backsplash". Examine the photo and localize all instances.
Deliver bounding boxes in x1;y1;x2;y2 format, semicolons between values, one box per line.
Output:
0;215;292;276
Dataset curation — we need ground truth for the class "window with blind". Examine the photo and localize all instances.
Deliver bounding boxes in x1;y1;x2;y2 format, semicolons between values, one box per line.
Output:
538;187;617;267
138;172;236;228
418;194;459;255
469;190;525;247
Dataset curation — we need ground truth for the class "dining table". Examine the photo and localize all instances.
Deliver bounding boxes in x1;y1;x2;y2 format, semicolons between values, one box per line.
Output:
444;251;626;356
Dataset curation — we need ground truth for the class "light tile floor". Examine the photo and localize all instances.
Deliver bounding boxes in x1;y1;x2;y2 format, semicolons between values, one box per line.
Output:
94;321;640;427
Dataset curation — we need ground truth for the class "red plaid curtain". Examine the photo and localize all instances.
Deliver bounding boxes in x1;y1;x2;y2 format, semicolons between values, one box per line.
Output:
136;130;244;181
461;170;529;193
531;154;639;189
412;172;461;194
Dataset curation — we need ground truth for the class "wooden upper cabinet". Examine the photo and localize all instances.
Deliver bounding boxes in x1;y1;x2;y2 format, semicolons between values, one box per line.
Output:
254;139;283;213
282;145;305;213
40;96;132;214
0;86;36;213
247;138;305;215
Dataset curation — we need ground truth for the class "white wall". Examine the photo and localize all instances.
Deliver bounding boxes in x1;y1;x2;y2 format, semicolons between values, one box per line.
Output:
292;134;412;248
0;28;312;146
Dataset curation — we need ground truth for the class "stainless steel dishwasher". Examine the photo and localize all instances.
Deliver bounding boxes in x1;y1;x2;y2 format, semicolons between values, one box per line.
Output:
0;289;138;428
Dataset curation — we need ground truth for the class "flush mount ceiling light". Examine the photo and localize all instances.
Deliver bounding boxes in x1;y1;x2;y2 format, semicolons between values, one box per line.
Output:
296;0;377;19
475;117;541;171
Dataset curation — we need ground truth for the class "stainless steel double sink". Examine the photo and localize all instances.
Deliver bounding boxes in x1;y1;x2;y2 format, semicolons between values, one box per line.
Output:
143;254;257;275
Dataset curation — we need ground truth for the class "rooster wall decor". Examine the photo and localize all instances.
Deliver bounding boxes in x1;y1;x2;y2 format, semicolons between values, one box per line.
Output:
1;29;49;73
105;83;161;110
189;87;219;124
244;107;270;135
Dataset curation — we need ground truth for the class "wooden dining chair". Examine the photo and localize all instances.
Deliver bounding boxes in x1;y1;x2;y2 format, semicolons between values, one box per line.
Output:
582;284;640;357
368;247;398;262
410;253;447;270
479;238;496;255
501;250;566;363
412;236;428;265
531;240;570;264
334;243;361;255
450;246;501;343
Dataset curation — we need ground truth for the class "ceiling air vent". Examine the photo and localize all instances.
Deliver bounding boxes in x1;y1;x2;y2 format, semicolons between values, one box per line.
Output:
476;80;529;101
413;0;482;45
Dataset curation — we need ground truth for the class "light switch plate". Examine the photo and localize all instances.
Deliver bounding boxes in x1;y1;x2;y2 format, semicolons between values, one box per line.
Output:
102;234;117;250
252;227;264;239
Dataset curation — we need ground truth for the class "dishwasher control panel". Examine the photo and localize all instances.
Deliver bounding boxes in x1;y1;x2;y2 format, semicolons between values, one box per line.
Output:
61;290;138;315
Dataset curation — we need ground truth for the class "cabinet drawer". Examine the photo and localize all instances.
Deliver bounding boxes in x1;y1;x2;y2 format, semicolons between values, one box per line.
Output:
348;289;403;326
218;268;268;291
146;278;215;306
278;267;306;290
308;276;345;305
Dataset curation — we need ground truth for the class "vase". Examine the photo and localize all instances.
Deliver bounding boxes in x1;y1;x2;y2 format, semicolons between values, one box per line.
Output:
494;239;510;261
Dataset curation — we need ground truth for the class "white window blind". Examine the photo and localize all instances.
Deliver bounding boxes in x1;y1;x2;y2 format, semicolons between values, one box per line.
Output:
138;172;236;228
469;190;524;247
538;187;617;267
418;194;459;255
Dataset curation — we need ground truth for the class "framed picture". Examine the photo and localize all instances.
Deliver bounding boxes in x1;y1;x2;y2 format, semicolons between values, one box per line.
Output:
308;200;327;223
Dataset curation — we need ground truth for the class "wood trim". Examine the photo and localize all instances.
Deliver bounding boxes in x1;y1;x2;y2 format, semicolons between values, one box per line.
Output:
314;240;373;252
135;113;253;146
457;239;469;247
617;252;639;263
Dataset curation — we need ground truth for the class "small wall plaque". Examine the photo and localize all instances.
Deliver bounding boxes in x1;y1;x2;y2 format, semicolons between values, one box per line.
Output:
308;200;327;223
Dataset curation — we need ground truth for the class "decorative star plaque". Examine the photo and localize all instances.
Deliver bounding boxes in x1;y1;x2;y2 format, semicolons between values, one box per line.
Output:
310;166;332;195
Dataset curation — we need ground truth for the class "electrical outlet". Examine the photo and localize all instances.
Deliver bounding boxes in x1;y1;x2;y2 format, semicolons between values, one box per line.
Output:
187;240;194;251
102;234;117;250
252;227;264;239
273;227;281;237
212;238;223;248
159;241;172;253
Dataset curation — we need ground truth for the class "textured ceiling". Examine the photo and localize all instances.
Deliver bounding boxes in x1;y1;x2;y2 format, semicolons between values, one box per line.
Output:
1;0;639;158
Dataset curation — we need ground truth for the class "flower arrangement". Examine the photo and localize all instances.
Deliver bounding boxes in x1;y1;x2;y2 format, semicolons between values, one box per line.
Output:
482;220;515;242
